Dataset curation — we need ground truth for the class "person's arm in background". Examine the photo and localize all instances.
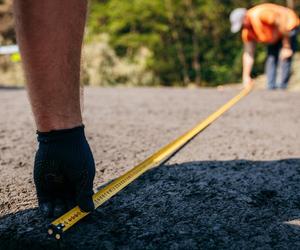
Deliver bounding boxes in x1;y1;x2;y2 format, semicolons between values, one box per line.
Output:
261;10;293;60
13;0;95;217
242;41;255;87
276;13;294;60
280;34;293;60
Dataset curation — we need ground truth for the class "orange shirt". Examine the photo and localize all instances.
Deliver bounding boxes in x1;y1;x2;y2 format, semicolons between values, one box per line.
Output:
242;3;299;44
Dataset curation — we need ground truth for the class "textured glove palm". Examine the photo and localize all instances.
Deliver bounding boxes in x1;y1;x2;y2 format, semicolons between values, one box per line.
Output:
34;126;95;218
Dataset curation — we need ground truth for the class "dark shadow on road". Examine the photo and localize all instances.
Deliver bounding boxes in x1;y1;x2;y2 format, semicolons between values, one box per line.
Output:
0;84;24;90
1;159;300;250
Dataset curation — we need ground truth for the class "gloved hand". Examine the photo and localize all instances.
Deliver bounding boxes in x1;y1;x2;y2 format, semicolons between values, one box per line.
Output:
34;125;95;218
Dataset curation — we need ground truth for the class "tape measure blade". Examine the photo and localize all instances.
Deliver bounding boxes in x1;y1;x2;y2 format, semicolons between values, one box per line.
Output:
152;87;251;163
49;86;253;236
50;207;88;232
93;159;157;208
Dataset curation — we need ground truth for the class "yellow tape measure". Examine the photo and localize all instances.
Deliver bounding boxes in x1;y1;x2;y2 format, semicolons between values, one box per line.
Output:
48;86;253;240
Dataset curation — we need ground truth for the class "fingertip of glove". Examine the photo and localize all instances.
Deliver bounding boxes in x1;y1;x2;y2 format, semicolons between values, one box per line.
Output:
39;202;53;218
53;202;67;218
78;198;95;213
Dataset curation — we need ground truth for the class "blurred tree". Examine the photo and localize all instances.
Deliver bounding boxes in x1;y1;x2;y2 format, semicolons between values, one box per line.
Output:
184;0;202;85
287;0;295;9
0;0;15;44
164;0;190;85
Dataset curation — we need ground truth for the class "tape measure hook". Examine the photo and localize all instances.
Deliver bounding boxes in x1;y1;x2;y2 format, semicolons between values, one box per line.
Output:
48;223;65;240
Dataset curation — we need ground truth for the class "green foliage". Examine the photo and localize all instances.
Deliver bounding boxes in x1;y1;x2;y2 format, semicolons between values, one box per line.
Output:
82;35;156;86
87;0;290;86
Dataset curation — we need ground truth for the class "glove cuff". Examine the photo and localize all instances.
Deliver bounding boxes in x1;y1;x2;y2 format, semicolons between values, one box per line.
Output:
37;125;85;143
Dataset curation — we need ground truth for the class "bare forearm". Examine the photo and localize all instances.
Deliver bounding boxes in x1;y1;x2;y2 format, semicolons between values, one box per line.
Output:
282;35;291;48
242;42;255;83
242;52;254;80
13;0;87;132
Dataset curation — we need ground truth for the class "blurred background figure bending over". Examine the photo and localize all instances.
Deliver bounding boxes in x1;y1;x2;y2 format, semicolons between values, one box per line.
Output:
230;3;299;90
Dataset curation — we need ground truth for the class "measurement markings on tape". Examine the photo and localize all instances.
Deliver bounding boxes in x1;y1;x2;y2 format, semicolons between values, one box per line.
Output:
48;86;253;240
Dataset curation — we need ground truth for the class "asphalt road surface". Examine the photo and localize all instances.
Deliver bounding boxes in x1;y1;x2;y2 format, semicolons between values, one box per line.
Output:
0;86;300;249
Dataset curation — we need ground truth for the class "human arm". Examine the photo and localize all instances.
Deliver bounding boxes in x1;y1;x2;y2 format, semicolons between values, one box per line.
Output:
280;35;294;60
242;41;255;87
260;10;293;60
13;0;95;217
13;0;85;132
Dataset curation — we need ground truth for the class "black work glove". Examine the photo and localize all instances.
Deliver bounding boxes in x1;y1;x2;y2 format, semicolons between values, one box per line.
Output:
34;125;95;218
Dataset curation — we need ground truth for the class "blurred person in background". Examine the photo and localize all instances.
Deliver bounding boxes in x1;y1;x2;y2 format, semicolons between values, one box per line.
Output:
230;3;299;90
